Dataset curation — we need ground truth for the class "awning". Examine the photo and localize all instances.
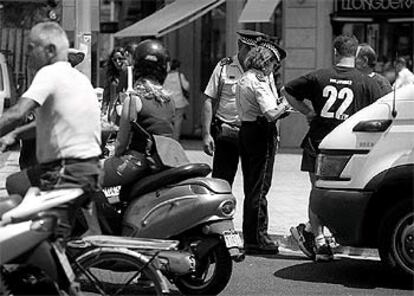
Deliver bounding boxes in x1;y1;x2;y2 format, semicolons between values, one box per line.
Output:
239;0;281;23
114;0;225;38
330;14;374;23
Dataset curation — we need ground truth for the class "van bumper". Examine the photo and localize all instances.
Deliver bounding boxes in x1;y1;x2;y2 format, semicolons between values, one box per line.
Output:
310;187;372;246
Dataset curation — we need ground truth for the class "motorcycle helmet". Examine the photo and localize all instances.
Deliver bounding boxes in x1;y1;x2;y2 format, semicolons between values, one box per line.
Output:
133;39;169;84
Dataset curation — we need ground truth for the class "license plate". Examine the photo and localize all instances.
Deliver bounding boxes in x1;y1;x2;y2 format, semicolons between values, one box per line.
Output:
223;231;243;248
103;186;121;203
103;186;120;197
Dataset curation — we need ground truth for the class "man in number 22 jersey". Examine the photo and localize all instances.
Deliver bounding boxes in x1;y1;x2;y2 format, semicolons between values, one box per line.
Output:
281;34;382;262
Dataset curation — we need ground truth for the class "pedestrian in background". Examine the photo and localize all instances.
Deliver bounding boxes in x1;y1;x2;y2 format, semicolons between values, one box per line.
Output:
103;46;127;123
355;43;392;96
236;39;289;255
201;30;267;187
393;57;414;89
282;34;382;262
164;59;190;141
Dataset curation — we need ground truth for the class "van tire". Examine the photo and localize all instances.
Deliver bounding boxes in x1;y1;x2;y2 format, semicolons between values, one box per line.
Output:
378;199;414;277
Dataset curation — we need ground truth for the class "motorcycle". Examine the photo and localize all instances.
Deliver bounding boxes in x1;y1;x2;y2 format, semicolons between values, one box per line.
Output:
94;124;245;295
0;187;85;295
0;184;179;296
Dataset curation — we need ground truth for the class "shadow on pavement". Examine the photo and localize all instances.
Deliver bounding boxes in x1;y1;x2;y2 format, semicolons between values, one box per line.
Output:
245;253;308;261
273;257;414;290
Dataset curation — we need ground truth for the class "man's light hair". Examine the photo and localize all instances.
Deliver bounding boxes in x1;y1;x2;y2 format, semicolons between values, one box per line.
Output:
31;22;69;59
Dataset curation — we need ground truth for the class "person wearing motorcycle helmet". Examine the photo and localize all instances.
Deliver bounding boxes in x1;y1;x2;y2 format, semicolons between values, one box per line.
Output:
102;39;175;187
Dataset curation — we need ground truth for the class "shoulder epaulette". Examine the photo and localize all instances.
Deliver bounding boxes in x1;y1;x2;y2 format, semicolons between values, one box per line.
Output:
220;57;233;66
256;72;266;82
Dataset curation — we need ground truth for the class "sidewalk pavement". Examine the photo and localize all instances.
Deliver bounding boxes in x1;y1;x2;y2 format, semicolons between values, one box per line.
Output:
0;141;379;259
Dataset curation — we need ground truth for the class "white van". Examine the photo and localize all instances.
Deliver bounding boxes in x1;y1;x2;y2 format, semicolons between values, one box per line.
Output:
0;52;17;115
310;85;414;276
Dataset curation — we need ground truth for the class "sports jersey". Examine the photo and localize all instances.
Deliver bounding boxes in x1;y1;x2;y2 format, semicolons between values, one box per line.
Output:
369;72;392;97
284;65;382;142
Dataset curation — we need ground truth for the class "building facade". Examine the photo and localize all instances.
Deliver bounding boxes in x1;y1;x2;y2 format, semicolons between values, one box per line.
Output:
0;0;412;148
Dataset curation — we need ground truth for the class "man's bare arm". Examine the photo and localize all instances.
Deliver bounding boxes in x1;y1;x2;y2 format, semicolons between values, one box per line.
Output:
280;87;316;123
201;94;215;156
11;121;36;140
0;97;38;137
201;95;214;137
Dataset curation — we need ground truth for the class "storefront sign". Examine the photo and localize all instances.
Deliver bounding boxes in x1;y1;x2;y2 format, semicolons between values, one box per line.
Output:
336;0;414;17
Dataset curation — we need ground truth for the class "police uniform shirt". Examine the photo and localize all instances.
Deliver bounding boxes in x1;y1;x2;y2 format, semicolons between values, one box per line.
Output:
204;55;243;124
236;69;280;122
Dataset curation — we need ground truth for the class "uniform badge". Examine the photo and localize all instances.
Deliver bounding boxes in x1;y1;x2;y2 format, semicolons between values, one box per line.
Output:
220;57;233;66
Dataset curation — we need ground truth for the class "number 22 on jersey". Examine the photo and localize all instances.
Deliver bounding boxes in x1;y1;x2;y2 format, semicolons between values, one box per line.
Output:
320;85;354;120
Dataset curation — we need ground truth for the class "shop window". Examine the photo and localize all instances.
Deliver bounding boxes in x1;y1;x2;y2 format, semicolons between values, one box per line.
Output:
200;2;226;91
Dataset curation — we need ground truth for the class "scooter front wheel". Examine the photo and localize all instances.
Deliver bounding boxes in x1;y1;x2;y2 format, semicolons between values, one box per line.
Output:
175;240;232;295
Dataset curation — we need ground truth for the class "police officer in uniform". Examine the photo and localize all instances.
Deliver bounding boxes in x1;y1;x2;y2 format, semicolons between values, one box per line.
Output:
236;39;289;254
201;30;267;187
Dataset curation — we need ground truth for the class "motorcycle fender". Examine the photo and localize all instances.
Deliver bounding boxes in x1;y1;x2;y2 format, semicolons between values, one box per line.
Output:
202;220;245;262
192;236;220;259
193;219;239;258
202;219;236;235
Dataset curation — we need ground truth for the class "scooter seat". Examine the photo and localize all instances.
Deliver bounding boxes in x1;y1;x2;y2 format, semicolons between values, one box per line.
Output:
0;194;22;217
121;163;211;200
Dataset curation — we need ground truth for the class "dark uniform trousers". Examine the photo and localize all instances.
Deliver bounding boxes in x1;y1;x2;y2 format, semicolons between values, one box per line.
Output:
211;121;240;186
239;118;278;245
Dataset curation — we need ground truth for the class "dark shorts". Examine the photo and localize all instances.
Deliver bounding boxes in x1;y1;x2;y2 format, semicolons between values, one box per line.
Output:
300;136;320;173
6;157;102;198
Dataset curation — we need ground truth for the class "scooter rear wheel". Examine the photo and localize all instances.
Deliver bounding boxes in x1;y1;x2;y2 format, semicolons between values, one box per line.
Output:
175;241;232;295
73;250;166;295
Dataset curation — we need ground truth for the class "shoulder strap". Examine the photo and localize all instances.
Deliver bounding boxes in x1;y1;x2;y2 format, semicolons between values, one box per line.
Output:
212;57;233;116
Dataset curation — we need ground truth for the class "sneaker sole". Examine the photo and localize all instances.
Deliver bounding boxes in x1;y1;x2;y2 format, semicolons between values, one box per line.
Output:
290;227;315;259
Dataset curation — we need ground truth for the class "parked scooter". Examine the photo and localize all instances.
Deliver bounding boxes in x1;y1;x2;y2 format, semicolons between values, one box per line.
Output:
0;187;85;295
94;125;245;296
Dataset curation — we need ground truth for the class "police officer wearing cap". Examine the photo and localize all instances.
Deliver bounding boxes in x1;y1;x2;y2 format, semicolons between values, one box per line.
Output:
201;30;267;187
236;38;289;254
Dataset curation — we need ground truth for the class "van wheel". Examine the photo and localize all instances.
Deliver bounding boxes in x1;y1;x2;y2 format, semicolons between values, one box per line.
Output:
378;199;414;277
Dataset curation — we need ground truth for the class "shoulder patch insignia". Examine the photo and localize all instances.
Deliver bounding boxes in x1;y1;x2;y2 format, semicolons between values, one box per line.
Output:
256;73;266;82
220;57;233;66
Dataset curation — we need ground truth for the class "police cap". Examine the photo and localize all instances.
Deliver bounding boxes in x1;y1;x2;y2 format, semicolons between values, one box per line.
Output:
258;37;287;63
237;30;267;46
